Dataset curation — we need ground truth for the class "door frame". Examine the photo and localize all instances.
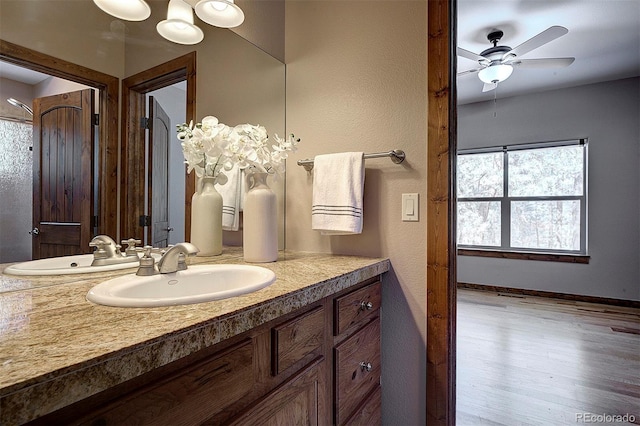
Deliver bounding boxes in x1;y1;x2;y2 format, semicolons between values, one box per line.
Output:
0;39;119;239
426;0;457;424
120;52;196;242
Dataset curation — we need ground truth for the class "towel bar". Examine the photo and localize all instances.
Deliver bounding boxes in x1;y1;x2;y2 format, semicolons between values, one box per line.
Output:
297;150;406;172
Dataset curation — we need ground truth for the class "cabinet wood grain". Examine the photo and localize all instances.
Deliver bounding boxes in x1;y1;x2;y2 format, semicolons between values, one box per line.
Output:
272;306;325;375
77;339;254;425
342;385;382;426
334;318;381;425
230;358;325;426
334;281;381;336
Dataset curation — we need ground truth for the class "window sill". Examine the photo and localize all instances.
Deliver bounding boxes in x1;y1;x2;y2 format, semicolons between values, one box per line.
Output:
457;248;590;264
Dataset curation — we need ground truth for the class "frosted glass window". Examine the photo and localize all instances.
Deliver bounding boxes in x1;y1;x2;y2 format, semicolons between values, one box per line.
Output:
0;119;33;263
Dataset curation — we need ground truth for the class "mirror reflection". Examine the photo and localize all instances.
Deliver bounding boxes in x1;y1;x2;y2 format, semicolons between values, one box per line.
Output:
0;0;286;263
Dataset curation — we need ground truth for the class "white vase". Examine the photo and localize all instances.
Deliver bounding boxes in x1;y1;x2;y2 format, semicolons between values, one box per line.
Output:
243;172;278;262
191;176;223;256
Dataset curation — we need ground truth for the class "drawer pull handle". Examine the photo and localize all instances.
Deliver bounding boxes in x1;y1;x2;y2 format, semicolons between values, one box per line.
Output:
360;361;373;372
360;301;373;311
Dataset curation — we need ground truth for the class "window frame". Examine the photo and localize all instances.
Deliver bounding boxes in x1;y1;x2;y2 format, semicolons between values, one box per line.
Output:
457;139;588;256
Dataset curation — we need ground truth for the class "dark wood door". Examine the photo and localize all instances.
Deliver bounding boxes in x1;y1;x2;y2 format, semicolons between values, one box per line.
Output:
148;97;170;248
32;89;94;259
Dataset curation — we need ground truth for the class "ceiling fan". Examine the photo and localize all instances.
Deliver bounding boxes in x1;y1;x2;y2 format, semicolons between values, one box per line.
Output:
458;26;575;92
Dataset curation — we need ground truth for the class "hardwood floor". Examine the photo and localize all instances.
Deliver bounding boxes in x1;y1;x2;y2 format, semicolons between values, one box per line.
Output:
456;289;640;425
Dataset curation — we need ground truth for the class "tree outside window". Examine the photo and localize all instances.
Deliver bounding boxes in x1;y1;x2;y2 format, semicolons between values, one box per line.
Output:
457;140;587;254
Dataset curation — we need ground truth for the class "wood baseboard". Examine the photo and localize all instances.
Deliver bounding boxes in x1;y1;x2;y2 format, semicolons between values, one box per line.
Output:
457;282;640;309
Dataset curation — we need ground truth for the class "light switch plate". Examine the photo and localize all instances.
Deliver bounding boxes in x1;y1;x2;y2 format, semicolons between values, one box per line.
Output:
402;193;419;222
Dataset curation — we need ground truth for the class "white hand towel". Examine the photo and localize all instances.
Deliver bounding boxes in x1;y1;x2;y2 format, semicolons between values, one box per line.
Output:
312;152;365;235
215;165;243;231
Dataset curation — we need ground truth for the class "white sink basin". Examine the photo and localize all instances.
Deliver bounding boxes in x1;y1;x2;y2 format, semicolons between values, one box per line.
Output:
86;264;276;307
4;253;160;276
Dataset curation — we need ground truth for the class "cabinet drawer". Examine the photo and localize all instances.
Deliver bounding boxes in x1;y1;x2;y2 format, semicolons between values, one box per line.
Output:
342;385;382;426
334;281;381;336
334;318;381;425
272;305;325;375
78;339;254;425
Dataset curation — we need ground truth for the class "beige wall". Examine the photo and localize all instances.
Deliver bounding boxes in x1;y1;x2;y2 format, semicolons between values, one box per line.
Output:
285;2;428;424
232;0;285;62
0;1;126;78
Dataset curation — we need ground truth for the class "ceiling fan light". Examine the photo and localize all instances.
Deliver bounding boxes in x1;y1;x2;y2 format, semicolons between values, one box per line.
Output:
157;0;204;45
195;0;244;28
478;64;513;84
93;0;151;21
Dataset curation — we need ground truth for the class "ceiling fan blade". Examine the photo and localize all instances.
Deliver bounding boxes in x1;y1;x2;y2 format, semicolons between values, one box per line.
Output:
457;47;486;63
507;26;569;59
511;57;575;68
482;82;497;92
458;68;483;76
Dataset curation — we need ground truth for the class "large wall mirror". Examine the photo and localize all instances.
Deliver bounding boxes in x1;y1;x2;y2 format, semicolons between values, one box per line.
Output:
0;0;285;262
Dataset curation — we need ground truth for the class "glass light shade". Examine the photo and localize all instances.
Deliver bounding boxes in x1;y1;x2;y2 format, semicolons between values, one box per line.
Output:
195;0;244;28
93;0;151;21
157;0;204;45
478;64;513;84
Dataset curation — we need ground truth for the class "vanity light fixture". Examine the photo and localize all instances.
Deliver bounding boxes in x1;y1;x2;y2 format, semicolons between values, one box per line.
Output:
93;0;245;45
478;63;513;84
156;0;204;45
194;0;245;28
92;0;151;21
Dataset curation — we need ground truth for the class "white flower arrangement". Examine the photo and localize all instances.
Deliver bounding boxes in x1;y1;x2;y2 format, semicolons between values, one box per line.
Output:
177;116;300;185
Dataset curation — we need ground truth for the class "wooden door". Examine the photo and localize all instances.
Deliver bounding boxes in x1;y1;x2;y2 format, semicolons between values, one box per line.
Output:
230;361;323;426
32;89;94;259
148;97;170;248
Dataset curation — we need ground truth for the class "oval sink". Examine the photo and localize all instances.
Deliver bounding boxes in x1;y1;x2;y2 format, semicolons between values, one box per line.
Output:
86;264;276;307
4;253;160;276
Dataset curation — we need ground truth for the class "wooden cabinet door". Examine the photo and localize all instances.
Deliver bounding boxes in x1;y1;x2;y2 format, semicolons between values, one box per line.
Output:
230;359;325;426
32;89;94;259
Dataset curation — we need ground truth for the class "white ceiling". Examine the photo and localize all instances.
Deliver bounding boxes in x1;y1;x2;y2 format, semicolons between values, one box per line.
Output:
457;0;640;105
3;1;639;105
0;61;49;85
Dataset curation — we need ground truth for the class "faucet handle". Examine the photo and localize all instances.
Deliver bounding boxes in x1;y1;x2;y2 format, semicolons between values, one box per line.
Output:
122;238;142;256
136;246;158;276
89;240;111;259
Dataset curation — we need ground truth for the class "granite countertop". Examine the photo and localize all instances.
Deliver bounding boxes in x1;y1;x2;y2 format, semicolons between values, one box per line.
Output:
0;248;389;425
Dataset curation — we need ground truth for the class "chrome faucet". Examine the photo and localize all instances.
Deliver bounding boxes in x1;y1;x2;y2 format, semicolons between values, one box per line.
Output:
156;243;199;274
89;235;141;266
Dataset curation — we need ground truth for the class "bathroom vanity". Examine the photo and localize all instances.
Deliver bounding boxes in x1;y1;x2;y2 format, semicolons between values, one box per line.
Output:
0;249;388;425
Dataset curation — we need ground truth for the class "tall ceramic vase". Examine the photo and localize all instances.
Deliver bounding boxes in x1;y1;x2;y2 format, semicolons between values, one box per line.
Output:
243;172;278;262
191;176;223;256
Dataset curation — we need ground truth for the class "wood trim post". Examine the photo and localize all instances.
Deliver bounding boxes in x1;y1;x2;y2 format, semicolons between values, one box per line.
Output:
426;0;456;424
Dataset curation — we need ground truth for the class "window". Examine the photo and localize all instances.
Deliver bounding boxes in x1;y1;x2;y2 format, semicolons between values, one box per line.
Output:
457;140;587;255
